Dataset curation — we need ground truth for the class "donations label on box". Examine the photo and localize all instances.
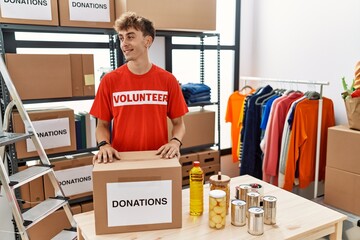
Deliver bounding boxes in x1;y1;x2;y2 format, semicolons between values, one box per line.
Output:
55;165;93;196
68;0;110;22
106;180;172;227
26;117;71;152
0;0;52;20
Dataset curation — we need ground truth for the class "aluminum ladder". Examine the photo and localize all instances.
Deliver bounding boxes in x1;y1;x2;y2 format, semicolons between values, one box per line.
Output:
0;56;77;240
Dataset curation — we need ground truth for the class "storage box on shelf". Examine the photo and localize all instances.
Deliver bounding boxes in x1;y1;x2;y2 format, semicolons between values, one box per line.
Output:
0;0;59;26
58;0;115;28
115;0;216;31
92;150;182;234
324;125;360;215
12;107;77;159
168;110;215;149
180;149;220;186
43;152;94;202
5;53;95;100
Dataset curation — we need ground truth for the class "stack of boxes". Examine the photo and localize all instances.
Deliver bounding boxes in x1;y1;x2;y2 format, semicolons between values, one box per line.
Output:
324;125;360;216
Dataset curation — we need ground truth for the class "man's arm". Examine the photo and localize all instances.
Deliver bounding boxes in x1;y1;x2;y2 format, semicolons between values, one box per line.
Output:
93;119;121;163
157;116;186;158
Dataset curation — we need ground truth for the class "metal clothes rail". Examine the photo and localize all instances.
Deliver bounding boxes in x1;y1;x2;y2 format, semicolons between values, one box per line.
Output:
239;76;330;198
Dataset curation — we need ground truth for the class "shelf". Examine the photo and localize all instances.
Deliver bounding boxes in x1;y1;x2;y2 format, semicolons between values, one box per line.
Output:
22;96;94;104
187;101;219;107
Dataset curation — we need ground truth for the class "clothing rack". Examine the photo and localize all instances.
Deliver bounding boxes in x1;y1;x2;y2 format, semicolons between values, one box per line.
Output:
239;76;330;198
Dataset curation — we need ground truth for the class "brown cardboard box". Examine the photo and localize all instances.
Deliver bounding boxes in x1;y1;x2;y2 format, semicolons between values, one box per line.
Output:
29;175;45;208
81;201;94;213
28;204;81;240
58;0;115;28
44;153;94;200
82;54;95;96
12;108;76;159
70;54;95;97
324;167;360;215
93;150;182;234
115;0;216;31
327;125;360;174
5;54;73;100
0;0;59;26
198;149;220;167
168;110;215;149
18;165;31;209
179;153;198;177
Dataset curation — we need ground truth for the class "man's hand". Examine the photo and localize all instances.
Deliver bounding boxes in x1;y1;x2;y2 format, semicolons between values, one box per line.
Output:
157;140;181;159
93;144;121;164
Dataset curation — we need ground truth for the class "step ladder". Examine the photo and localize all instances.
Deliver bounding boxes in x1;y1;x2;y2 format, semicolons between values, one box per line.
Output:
0;56;77;240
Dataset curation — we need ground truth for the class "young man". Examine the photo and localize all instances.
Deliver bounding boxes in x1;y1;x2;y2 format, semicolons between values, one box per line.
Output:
90;12;188;163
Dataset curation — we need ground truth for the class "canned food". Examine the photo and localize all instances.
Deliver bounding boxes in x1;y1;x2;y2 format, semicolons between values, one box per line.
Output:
209;172;231;214
209;190;226;230
231;199;246;226
246;191;260;218
263;195;277;225
247;207;264;236
237;184;252;201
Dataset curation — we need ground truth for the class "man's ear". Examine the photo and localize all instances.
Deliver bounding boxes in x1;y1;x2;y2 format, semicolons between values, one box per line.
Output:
145;35;153;48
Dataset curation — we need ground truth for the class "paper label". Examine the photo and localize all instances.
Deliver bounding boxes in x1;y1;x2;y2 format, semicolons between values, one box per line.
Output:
106;180;172;227
26;117;71;152
69;0;110;22
55;165;93;196
84;74;95;85
0;0;52;20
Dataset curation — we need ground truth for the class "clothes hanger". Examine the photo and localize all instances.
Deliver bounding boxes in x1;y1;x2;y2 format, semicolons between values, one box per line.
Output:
239;85;254;94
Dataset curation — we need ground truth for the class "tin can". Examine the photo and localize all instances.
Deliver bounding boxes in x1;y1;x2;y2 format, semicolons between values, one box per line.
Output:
246;191;260;218
247;207;264;235
209;190;226;230
263;195;277;225
231;199;246;226
237;184;252;201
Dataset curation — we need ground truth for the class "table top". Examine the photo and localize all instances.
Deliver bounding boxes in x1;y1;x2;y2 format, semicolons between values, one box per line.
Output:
74;175;347;240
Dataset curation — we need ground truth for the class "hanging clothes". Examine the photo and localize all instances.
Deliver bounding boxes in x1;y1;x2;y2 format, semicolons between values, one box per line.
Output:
240;85;273;179
262;92;304;185
225;90;253;163
282;97;335;191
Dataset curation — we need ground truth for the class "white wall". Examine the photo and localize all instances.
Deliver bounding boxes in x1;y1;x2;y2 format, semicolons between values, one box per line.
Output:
240;0;360;124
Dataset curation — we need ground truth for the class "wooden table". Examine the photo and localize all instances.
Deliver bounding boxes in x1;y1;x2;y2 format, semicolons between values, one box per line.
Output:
74;175;346;239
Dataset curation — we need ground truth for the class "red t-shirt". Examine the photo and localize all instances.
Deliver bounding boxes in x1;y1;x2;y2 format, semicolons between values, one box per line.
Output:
90;64;188;151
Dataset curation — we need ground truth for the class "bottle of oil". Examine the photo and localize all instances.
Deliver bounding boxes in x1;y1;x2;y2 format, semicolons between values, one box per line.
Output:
190;161;204;216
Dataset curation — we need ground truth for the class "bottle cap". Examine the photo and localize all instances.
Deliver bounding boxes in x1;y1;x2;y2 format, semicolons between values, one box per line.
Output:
193;161;200;167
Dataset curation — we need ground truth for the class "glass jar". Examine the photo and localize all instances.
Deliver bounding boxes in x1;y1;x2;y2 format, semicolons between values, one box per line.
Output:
209;172;231;214
209;189;226;229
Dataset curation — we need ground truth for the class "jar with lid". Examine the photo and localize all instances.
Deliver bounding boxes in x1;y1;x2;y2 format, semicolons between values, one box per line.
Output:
209;172;230;214
209;189;226;229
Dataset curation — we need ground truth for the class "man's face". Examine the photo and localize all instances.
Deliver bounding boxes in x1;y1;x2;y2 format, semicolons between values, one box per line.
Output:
118;27;150;62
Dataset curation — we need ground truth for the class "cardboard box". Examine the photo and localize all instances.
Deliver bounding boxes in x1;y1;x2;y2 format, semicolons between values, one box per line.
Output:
29;175;45;207
28;204;81;240
179;153;198;177
324;166;360;215
327;125;360;174
18;165;31;209
12;108;76;159
115;0;216;31
198;149;220;167
93;150;182;234
182;163;220;186
58;0;115;28
168;110;215;149
70;54;95;97
44;153;94;200
5;54;73;100
0;0;59;26
81;201;94;213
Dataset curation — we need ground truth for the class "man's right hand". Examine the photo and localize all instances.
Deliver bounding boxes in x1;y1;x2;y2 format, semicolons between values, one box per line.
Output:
93;144;121;164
